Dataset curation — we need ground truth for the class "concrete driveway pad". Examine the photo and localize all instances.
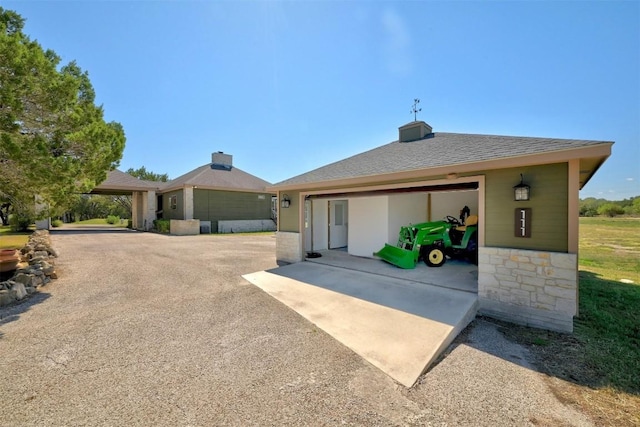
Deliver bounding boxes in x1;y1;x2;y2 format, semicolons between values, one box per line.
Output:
243;262;478;387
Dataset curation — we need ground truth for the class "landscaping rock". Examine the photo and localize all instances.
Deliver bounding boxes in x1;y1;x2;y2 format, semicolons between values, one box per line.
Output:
11;282;27;300
0;230;59;307
0;289;12;305
13;273;32;287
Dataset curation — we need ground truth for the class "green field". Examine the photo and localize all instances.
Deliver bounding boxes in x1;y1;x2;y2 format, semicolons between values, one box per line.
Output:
579;217;640;284
576;217;639;392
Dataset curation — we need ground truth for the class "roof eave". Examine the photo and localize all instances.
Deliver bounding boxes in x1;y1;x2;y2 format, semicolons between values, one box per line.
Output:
270;143;613;192
159;184;274;194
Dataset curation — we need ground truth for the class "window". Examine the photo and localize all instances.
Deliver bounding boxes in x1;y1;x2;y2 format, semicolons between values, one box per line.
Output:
334;203;344;226
169;195;177;209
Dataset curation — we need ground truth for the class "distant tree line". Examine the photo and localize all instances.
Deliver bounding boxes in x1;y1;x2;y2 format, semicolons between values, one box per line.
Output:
580;196;640;217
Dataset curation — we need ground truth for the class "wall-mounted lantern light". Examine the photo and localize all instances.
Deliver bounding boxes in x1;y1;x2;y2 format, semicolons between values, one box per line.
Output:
281;194;291;208
513;174;530;201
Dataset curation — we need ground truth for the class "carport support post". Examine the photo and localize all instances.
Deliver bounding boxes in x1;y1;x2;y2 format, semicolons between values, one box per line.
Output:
184;186;194;220
143;190;156;231
131;192;142;230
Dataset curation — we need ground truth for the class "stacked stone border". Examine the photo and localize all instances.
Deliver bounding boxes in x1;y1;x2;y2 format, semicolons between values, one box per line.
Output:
0;230;59;307
478;247;577;332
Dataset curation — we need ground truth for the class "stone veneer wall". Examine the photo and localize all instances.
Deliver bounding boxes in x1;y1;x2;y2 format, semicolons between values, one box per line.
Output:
276;232;303;264
478;247;578;332
218;219;276;234
170;219;200;236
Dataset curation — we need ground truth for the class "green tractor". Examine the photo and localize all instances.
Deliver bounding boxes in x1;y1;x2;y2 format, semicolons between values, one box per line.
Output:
373;209;478;269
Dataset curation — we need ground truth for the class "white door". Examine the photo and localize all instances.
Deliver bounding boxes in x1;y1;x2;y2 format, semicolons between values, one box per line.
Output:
329;200;348;249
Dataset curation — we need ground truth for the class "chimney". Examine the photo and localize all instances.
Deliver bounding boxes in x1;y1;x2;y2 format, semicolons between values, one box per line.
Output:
211;151;233;171
399;121;433;142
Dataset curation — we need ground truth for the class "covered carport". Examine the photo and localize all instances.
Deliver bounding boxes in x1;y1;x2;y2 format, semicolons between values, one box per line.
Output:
90;169;161;231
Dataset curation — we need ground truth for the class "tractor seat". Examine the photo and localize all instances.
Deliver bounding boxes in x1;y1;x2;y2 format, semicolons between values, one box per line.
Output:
456;215;478;232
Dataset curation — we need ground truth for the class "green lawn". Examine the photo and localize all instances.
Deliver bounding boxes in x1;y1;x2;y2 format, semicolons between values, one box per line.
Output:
576;217;640;393
0;226;30;249
74;218;128;227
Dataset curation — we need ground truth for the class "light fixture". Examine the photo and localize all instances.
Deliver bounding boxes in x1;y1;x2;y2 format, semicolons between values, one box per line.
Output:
281;194;291;208
513;174;530;201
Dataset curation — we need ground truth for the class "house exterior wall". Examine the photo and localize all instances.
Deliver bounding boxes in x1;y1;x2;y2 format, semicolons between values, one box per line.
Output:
162;190;185;220
388;193;428;244
430;190;478;222
484;163;569;253
279;191;301;232
193;189;273;232
349;196;389;257
478;247;577;332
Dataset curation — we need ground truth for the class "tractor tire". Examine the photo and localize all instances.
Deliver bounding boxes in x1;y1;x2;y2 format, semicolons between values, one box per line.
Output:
423;245;446;267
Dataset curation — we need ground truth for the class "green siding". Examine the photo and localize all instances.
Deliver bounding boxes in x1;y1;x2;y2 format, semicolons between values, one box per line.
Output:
193;189;273;231
162;190;184;220
484;163;568;252
279;191;300;232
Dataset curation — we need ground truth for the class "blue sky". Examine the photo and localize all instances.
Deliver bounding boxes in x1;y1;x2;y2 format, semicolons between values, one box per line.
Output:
5;1;639;199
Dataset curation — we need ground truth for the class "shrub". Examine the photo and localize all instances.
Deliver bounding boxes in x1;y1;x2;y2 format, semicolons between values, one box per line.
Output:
153;219;170;233
106;215;120;224
9;210;33;232
51;219;63;227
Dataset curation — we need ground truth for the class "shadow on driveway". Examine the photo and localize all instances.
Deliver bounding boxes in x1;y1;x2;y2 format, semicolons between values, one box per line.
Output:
0;292;51;340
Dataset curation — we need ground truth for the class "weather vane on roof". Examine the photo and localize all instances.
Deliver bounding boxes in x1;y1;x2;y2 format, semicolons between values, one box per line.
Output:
410;98;422;121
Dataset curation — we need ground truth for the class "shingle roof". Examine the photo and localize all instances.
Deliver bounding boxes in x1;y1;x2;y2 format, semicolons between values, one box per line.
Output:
274;132;612;187
94;169;161;192
162;164;271;193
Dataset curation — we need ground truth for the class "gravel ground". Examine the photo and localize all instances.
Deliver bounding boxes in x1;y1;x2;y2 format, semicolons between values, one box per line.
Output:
0;227;593;426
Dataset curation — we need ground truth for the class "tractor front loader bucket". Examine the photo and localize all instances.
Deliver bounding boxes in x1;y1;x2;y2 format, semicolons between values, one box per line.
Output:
373;244;418;269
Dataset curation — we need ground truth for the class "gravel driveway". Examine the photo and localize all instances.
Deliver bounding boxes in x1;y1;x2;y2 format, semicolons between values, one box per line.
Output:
0;227;593;426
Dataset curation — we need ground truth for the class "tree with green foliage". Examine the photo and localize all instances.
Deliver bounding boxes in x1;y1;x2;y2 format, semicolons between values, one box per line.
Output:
597;203;625;218
0;7;125;219
626;197;640;216
579;197;603;217
126;166;169;182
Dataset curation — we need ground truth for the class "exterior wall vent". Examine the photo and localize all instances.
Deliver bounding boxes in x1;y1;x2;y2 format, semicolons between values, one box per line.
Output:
399;121;433;142
211;151;233;171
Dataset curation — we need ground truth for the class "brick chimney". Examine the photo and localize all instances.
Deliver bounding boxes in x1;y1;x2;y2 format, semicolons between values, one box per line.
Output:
399;121;433;142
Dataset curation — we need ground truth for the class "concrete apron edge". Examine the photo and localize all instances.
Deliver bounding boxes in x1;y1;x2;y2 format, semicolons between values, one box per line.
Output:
242;268;478;388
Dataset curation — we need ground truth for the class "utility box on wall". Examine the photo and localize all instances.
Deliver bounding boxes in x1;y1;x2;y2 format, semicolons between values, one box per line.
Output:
515;208;532;238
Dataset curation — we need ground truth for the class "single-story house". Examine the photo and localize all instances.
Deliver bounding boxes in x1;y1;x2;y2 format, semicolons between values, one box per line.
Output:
271;120;613;332
94;152;275;234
